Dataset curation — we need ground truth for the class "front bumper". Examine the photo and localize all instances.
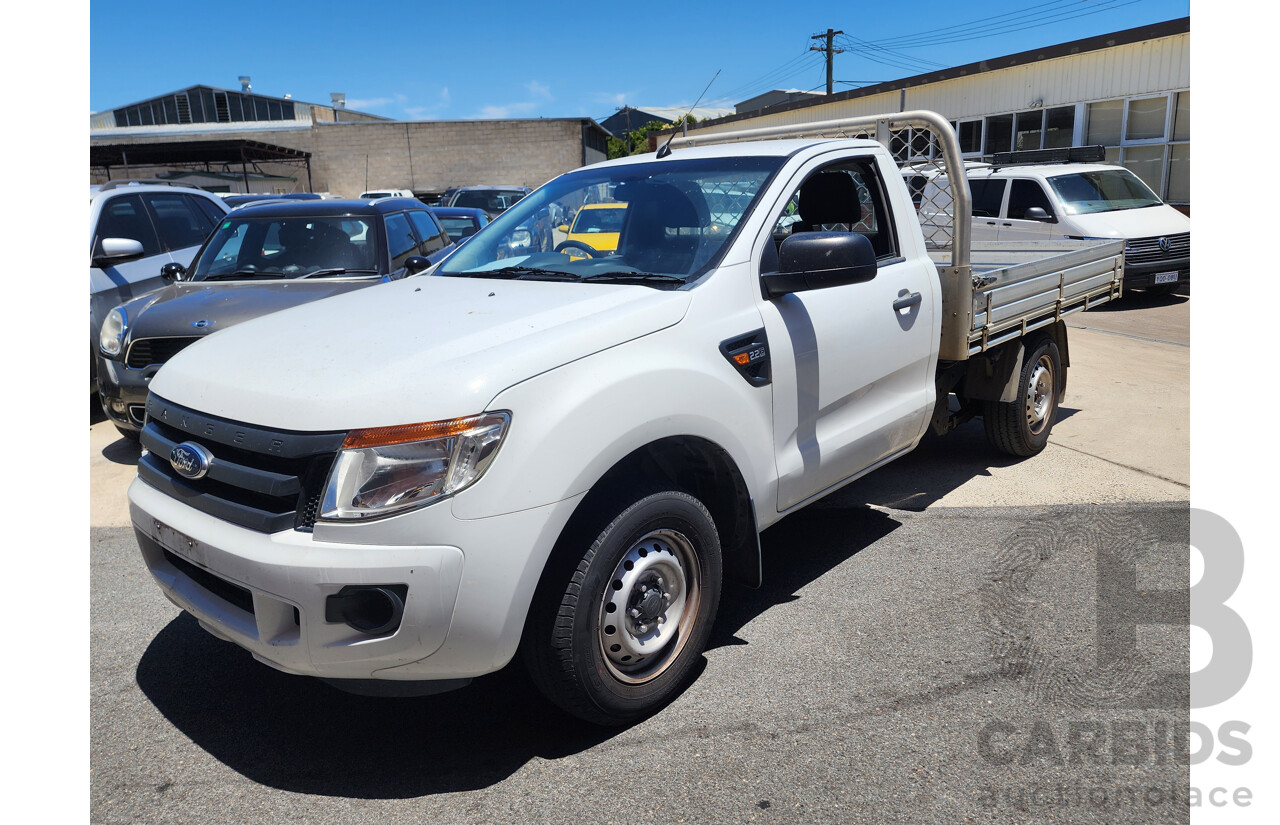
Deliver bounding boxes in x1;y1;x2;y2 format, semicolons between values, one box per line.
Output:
129;476;583;682
96;354;156;432
1123;256;1190;290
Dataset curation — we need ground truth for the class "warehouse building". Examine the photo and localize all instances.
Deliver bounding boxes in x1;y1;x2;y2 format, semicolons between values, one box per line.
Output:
680;18;1190;209
90;83;610;200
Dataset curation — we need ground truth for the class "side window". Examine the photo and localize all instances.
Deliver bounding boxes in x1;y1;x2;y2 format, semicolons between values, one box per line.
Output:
384;212;419;269
407;210;447;254
93;194;160;258
142;193;213;252
188;195;227;227
969;179;1007;218
1007;180;1055;220
771;159;898;260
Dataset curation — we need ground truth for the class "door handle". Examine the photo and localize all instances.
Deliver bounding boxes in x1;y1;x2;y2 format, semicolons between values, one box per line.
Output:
893;291;922;312
1001;222;1012;227
985;220;996;225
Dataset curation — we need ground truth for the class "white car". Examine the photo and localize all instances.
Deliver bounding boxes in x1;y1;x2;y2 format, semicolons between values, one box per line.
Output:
920;160;1190;293
359;188;416;199
89;180;229;393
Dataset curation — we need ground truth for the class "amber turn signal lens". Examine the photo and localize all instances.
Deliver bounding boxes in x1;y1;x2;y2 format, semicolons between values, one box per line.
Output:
343;415;489;449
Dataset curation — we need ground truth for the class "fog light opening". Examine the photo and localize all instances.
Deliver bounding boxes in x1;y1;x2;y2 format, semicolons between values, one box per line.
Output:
324;585;407;636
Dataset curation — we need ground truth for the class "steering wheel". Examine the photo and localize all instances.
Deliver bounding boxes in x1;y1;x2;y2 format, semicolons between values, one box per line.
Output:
554;240;600;258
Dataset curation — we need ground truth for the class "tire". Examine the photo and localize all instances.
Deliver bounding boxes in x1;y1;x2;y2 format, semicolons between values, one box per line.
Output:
522;490;723;725
983;336;1061;457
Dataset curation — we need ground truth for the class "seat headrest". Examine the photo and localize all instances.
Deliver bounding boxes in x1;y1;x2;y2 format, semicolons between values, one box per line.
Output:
798;172;861;227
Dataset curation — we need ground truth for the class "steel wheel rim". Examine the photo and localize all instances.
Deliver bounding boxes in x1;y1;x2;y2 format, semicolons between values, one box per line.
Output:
1025;355;1055;435
597;529;700;685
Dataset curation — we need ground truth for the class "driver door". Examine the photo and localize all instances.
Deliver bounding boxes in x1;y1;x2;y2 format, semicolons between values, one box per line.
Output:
758;155;937;512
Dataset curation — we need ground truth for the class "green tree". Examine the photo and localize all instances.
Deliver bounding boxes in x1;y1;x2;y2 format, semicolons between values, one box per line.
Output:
606;115;700;159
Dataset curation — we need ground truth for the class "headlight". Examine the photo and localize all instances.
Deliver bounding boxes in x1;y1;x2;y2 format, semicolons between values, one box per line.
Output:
320;412;510;520
99;307;127;357
509;228;532;248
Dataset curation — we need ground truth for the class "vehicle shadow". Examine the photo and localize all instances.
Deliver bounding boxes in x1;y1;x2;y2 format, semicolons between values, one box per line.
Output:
101;436;141;465
135;613;618;798
816;410;1077;512
1090;287;1189;312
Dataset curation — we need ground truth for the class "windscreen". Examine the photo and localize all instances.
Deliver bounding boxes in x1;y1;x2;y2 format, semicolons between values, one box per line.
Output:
1047;169;1163;214
437;156;784;285
190;216;378;280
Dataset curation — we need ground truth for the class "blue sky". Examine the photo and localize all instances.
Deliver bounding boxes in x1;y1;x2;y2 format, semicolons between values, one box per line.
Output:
90;0;1190;122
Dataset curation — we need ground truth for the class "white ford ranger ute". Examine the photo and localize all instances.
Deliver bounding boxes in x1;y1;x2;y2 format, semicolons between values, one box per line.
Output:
128;111;1124;725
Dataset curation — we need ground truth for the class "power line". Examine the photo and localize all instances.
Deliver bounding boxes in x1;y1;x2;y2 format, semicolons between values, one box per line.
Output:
716;48;823;102
870;0;1143;49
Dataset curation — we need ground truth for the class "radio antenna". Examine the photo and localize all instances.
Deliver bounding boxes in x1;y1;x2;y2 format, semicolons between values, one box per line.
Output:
656;69;720;159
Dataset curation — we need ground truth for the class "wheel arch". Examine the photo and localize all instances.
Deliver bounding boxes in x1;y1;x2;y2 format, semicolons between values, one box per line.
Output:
554;435;761;590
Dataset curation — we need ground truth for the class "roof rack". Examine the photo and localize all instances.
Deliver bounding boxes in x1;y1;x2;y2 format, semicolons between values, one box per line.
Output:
97;178;200;192
987;145;1107;168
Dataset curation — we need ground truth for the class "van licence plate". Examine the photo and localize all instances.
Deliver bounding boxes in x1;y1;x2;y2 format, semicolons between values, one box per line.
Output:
1153;272;1179;285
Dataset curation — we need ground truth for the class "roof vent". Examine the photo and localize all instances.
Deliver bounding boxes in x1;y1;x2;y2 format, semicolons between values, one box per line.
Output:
239;76;252;92
331;93;346;110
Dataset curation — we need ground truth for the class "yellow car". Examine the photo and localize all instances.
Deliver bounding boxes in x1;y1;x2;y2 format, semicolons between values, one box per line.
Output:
556;202;627;258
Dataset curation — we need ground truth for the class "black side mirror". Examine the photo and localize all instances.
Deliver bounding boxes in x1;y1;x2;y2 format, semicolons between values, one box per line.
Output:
404;256;432;276
762;232;878;298
1023;207;1055;222
160;262;187;283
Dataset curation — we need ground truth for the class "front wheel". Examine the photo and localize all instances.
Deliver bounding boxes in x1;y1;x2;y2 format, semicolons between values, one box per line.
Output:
522;490;722;725
983;336;1062;457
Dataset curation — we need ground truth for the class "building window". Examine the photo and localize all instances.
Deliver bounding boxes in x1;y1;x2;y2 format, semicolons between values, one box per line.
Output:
1125;96;1169;141
1087;99;1124;145
957;120;982;154
1168;143;1190;204
1173;91;1190;141
1014;110;1042;150
1043;107;1074;148
985;114;1013;155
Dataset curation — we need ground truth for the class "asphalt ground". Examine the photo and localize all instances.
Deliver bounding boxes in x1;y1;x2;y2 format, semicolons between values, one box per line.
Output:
89;288;1191;824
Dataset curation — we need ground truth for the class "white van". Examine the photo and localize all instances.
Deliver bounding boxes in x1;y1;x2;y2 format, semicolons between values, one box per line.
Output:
921;162;1189;294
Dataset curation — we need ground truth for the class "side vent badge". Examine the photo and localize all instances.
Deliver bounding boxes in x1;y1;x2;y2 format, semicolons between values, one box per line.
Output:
719;329;771;387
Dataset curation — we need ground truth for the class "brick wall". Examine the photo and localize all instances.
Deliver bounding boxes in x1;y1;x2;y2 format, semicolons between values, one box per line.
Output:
91;119;597;197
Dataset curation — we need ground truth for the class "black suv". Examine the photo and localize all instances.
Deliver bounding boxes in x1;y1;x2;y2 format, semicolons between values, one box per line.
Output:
96;198;455;438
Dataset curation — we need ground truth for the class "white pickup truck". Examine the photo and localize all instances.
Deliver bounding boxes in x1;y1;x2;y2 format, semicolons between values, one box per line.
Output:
128;111;1123;725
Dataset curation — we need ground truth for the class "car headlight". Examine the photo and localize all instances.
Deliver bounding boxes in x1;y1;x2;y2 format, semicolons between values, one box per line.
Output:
320;412;510;520
99;307;128;357
510;228;532;248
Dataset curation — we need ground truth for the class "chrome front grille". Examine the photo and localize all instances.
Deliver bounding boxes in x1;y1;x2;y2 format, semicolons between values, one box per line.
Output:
137;395;345;533
1124;232;1190;264
125;336;201;369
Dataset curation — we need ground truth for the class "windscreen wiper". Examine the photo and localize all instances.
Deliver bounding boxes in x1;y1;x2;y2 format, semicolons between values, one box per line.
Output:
579;271;687;286
445;266;578;281
200;270;284;281
295;268;378;279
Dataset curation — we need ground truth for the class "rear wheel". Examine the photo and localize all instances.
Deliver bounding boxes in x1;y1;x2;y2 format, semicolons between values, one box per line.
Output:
984;336;1061;457
523;490;722;725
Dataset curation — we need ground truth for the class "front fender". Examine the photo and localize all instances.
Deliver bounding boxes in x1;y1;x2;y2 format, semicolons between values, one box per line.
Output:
450;327;776;522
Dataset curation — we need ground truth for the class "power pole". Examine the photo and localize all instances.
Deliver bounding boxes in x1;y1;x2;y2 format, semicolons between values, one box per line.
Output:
810;28;845;96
